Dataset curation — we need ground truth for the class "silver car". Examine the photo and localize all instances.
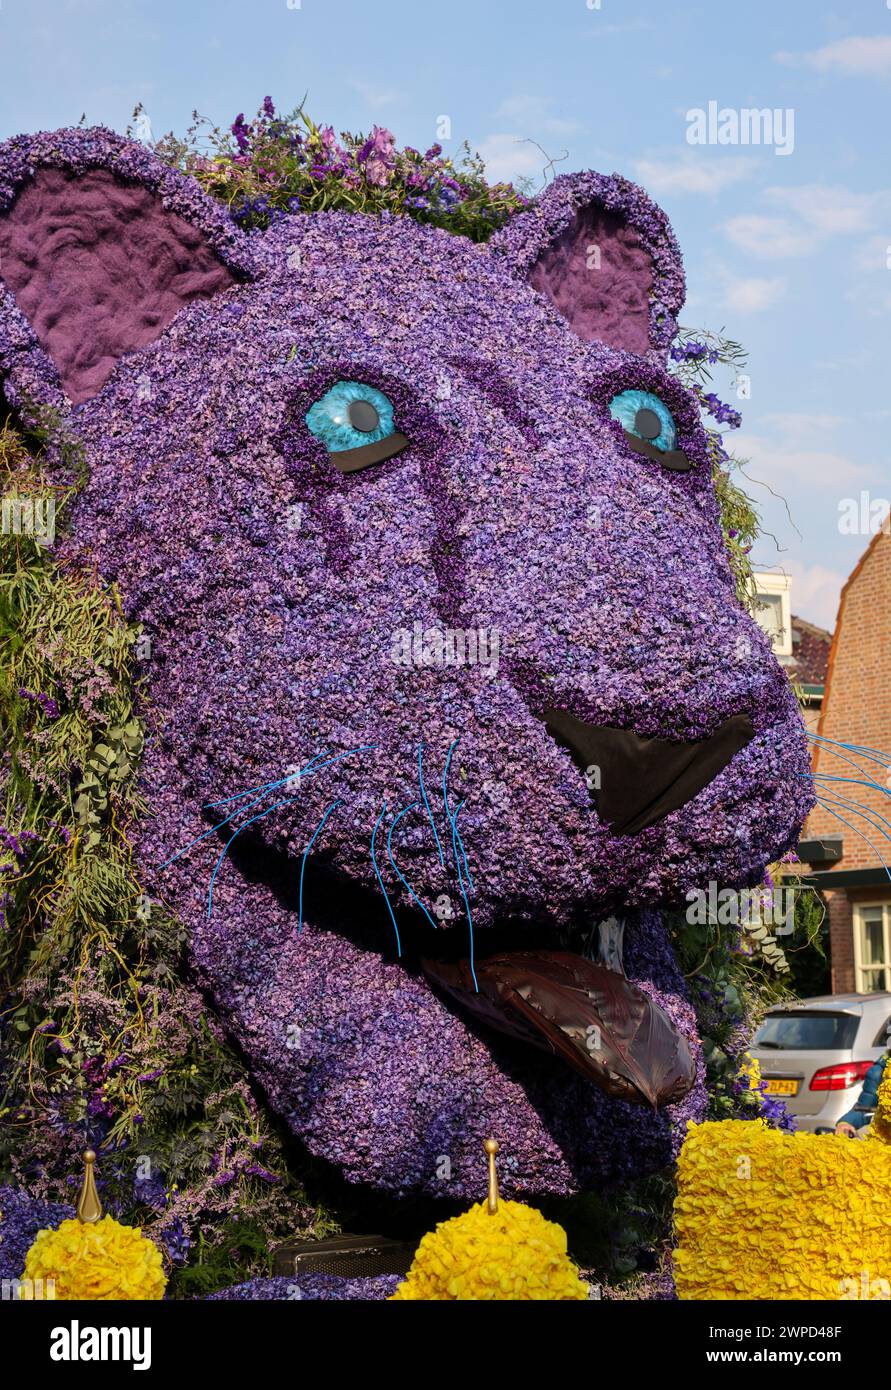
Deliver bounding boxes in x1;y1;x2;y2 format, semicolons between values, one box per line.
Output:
751;993;891;1134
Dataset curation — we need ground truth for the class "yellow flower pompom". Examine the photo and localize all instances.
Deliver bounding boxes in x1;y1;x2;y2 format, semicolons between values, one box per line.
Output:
673;1118;891;1300
21;1215;166;1300
390;1199;588;1301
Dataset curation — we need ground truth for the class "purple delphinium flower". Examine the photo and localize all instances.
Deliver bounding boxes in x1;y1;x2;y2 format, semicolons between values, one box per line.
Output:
243;1164;278;1182
162;1217;191;1265
231;114;251;153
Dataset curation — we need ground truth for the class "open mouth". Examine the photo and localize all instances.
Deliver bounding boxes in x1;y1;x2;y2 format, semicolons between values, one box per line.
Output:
542;708;755;836
406;709;754;1109
212;731;711;1114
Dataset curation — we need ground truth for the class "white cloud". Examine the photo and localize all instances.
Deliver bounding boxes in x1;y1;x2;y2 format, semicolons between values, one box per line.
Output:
722;184;889;263
633;155;754;196
347;78;401;110
723;214;815;258
475;133;557;186
722;277;786;312
764;184;881;236
738;416;870;491
759;412;845;440
780;560;845;630
742;442;857;487
850;233;891;275
775;36;891;76
494;95;580;137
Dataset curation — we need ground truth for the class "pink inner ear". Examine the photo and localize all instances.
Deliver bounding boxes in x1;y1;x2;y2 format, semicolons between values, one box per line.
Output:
0;167;236;405
529;204;654;353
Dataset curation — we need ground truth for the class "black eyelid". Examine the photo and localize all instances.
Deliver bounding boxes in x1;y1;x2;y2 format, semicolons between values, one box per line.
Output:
623;430;692;473
329;431;410;474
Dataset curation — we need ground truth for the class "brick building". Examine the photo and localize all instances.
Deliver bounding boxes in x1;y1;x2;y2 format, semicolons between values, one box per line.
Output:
799;528;891;993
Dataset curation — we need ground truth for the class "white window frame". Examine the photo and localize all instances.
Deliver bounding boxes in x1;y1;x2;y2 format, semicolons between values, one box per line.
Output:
853;902;891;993
753;573;792;659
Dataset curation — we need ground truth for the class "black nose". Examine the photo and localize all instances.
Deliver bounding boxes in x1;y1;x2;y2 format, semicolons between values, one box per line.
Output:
542;708;754;836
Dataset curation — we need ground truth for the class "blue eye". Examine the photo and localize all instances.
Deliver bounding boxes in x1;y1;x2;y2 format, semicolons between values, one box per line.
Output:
306;380;398;453
608;389;677;453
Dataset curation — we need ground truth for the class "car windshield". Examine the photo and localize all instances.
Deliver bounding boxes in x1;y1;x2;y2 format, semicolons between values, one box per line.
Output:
755;1011;860;1050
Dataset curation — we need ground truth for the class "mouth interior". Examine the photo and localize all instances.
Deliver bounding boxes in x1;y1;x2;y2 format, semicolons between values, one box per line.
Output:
542;709;755;835
421;948;696;1109
220;824;696;1110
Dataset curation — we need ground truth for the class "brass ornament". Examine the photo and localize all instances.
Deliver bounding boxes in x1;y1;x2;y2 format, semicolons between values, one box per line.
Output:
76;1148;103;1224
484;1137;500;1215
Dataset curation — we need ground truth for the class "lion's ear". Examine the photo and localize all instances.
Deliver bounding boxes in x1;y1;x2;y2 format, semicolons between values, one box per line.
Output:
0;128;255;407
489;171;685;360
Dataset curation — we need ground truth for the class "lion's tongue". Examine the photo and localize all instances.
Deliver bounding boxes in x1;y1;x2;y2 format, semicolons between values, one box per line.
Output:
420;949;696;1109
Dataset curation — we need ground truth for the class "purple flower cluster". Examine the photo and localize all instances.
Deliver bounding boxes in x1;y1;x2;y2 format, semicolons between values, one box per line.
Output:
0;1185;74;1279
17;686;61;718
0;822;39;869
670;341;719;365
0;126;812;1201
696;388;742;431
207;1273;399;1301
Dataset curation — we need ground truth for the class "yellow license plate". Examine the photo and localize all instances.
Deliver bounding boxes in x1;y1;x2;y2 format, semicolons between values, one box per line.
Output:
764;1078;799;1096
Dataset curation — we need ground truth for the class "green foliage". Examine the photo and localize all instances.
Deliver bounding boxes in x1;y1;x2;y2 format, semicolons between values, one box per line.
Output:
167;1219;276;1298
550;1172;675;1281
781;879;831;997
0;409;332;1284
668;327;760;610
147;98;531;241
710;444;761;610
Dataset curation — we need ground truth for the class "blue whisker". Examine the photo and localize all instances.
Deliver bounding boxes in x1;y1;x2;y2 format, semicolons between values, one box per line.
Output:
798;773;891;841
160;744;377;870
803;738;891;798
298;798;342;937
371;800;401;957
204;748;331;808
387;801;439;930
813;797;891;885
806;732;891;770
805;772;891;798
450;799;478;992
207;792;300;919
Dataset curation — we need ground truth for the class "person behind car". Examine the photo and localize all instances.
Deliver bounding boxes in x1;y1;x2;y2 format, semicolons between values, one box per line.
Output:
835;1051;889;1137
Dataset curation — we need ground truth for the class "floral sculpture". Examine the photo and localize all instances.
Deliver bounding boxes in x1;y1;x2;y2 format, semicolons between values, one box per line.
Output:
391;1140;588;1300
0;124;812;1205
20;1151;166;1300
673;1120;891;1299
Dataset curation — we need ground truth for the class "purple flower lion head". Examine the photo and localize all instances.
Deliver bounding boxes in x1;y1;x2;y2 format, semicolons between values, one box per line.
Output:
0;128;812;1200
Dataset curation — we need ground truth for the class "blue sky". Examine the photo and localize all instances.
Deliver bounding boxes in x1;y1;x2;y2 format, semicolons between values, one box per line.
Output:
2;0;889;629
